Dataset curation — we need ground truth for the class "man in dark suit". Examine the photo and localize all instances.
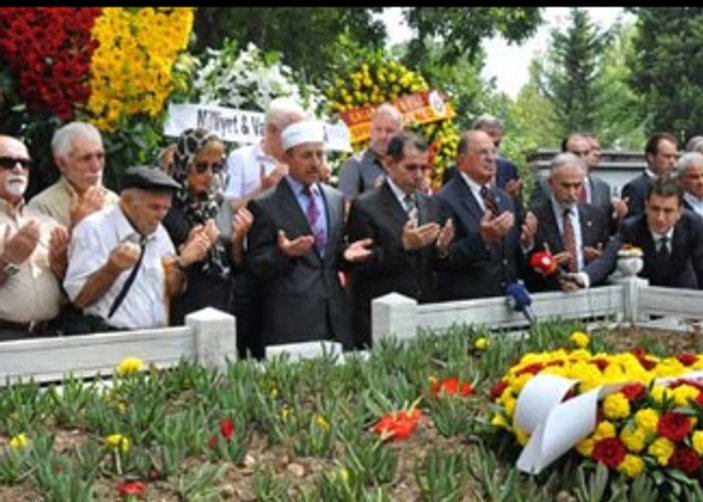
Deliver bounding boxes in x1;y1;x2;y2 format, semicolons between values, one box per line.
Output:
579;178;703;290
346;133;454;347
442;115;521;201
621;132;678;219
529;153;611;292
436;130;537;301
246;121;372;350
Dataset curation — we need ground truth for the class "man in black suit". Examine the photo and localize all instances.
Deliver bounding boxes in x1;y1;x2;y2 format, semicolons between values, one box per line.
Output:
579;179;703;290
529;153;611;292
621;132;678;219
436;130;537;301
246;121;372;350
346;133;454;347
441;114;521;201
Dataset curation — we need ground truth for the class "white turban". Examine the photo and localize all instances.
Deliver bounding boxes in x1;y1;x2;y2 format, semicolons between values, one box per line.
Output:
281;121;325;150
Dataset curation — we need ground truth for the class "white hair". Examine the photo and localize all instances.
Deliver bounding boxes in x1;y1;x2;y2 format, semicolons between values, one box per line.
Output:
264;97;306;130
51;121;103;159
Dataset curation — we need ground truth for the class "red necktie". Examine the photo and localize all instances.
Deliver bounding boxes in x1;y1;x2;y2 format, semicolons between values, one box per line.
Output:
562;209;578;272
480;185;499;215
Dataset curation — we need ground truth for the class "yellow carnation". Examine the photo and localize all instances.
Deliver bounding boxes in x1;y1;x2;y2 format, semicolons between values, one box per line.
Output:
634;408;660;433
602;393;631;420
693;431;703;455
647;437;674;466
569;331;590;348
620;425;647;453
617;454;645;478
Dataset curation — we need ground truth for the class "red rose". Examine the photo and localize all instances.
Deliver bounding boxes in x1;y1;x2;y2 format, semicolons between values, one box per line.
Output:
669;446;702;477
658;412;693;442
592;437;627;469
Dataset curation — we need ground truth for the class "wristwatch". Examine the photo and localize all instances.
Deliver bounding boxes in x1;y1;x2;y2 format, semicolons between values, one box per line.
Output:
1;256;20;277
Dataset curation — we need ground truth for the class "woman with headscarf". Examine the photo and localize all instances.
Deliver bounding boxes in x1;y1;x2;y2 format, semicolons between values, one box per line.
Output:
163;128;253;325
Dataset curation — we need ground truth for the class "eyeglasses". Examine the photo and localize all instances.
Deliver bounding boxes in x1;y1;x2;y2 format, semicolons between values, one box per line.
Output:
193;161;224;174
0;157;32;170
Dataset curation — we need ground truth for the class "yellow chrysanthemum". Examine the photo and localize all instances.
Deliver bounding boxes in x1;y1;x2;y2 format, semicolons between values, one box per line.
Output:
693;431;703;455
647;437;674;466
634;408;659;434
620;425;648;453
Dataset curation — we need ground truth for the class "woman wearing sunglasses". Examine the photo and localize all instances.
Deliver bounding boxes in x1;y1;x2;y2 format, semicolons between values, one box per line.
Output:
163;128;253;327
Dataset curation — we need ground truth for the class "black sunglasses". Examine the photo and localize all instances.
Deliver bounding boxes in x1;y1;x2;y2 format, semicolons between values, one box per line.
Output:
193;160;224;174
0;156;32;170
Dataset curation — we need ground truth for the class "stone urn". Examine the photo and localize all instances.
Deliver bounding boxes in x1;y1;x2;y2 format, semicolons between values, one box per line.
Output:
617;248;644;277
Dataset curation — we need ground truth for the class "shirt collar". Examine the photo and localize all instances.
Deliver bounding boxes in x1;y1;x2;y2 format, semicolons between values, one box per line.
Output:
116;205;157;244
0;197;25;218
386;178;411;206
650;228;674;243
285;175;318;197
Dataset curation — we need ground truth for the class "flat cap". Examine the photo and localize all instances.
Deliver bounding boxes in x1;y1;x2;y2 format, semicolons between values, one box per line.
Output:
121;166;181;192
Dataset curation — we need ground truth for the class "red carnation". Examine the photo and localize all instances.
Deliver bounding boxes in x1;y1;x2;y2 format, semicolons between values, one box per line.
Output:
658;412;693;442
589;358;610;371
621;383;646;401
490;380;509;401
669;446;702;477
118;481;145;499
591;437;627;469
677;353;699;366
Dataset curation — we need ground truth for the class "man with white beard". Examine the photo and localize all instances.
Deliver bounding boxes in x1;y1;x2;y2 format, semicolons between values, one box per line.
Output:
0;135;67;340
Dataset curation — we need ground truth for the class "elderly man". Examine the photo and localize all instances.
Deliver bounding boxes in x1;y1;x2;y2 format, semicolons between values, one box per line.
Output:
0;135;67;340
224;97;306;210
29;121;119;228
436;130;537;300
346;132;453;347
675;152;703;219
63;167;212;331
246;121;372;349
529;153;610;292
338;103;404;200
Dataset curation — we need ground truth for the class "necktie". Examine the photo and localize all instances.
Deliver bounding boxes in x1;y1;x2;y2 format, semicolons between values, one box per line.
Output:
304;186;326;255
480;185;499;215
404;193;418;222
562;209;578;273
655;236;670;270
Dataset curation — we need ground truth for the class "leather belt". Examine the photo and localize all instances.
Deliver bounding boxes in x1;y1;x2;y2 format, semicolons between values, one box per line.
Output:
0;319;57;336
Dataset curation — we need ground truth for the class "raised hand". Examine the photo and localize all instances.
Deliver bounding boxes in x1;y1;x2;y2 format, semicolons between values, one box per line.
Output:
437;218;454;255
504;179;522;198
260;163;286;191
402;220;440;250
48;226;70;278
69;186;106;226
344;238;373;263
612;196;628;220
180;225;214;266
232;207;254;243
520;211;538;249
277;230;315;258
2;220;41;265
107;241;142;272
480;211;515;244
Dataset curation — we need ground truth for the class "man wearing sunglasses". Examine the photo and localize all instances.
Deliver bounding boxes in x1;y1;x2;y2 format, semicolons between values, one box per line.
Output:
0;135;67;340
28;121;119;228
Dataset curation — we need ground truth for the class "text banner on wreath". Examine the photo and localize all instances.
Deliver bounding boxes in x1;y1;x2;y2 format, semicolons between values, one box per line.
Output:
165;103;352;152
339;90;455;144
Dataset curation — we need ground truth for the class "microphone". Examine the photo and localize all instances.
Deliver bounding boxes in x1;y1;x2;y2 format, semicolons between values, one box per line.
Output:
506;281;537;325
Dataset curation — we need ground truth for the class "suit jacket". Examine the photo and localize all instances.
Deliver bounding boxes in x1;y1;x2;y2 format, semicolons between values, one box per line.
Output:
529;201;610;291
346;182;446;347
621;173;652;219
442;157;520;192
246;179;351;348
586;210;703;289
435;176;525;300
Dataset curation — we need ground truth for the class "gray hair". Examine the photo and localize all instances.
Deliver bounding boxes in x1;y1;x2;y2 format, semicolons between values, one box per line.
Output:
550;152;587;176
675;152;703;178
686;135;703;153
51;121;102;159
264;97;306;130
472;114;504;132
372;103;403;127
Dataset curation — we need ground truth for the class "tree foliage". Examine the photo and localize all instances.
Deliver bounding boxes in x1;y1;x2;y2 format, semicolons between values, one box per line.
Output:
193;8;386;84
540;8;610;138
629;7;703;142
403;8;543;66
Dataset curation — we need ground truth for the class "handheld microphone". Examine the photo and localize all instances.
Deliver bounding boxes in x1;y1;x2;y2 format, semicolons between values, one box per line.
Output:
506;281;537;325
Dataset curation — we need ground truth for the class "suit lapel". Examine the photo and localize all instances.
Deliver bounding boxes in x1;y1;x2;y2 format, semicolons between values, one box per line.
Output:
380;182;408;228
455;177;484;224
320;184;340;257
278;180;314;239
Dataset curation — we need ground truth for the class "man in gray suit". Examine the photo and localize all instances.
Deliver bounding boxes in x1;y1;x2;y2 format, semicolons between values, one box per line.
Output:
246;121;372;350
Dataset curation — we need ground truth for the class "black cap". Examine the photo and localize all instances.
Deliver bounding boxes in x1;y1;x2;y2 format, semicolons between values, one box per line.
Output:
121;166;180;192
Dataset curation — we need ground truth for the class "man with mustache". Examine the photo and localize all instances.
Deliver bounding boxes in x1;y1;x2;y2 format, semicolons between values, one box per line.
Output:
0;135;67;340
